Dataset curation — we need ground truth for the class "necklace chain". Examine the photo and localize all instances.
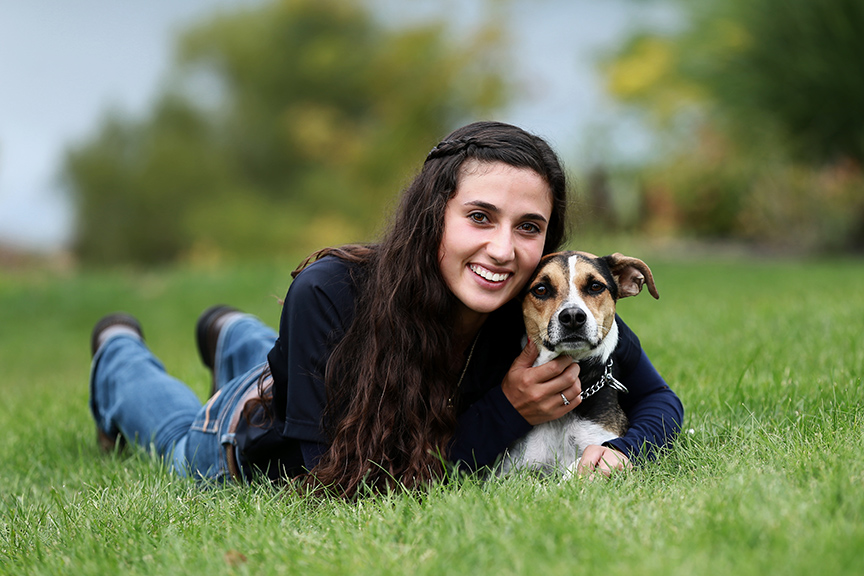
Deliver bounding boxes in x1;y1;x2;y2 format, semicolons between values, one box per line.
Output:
447;329;481;409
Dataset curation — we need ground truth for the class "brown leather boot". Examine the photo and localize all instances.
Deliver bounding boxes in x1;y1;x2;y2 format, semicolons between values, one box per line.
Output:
90;313;144;452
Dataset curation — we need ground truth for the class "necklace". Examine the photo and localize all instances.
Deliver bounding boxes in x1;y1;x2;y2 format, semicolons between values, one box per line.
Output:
447;329;481;409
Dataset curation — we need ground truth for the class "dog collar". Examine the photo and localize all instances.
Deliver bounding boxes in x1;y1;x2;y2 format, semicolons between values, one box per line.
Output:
579;357;628;401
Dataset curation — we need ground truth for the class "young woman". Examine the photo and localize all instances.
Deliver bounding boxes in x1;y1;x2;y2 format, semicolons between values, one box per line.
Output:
89;121;683;497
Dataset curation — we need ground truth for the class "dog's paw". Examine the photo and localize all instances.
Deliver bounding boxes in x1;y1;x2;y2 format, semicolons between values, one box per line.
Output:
559;457;581;483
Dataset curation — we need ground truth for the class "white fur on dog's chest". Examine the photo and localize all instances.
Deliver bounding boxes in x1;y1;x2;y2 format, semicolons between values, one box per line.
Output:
500;413;617;476
501;322;621;476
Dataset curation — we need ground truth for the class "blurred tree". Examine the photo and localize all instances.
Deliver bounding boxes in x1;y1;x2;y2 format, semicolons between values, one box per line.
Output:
602;0;864;251
66;0;508;266
608;0;864;164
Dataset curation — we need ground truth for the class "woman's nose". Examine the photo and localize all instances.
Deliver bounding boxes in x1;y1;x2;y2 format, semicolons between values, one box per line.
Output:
486;229;515;263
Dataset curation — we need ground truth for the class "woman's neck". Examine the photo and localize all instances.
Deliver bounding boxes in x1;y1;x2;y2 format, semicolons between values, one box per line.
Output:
454;312;487;352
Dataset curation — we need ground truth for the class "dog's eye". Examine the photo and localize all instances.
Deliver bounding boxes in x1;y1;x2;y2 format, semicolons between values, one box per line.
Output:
531;284;549;298
588;282;605;294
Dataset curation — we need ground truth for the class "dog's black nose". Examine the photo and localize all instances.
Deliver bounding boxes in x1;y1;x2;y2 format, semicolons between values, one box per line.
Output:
558;307;587;328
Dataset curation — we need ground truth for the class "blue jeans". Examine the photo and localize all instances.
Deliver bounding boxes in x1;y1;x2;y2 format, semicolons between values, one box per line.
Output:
89;314;277;482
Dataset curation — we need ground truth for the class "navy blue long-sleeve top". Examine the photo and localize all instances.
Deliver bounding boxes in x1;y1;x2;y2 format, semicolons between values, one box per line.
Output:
238;256;683;477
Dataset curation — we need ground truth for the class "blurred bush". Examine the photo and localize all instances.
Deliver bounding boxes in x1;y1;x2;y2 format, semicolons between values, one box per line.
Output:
601;0;864;252
65;0;508;266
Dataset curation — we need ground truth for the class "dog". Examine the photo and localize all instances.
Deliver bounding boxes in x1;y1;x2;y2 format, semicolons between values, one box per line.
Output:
499;251;659;476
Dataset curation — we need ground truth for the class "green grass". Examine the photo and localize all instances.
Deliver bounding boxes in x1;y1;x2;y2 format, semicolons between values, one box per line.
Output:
2;254;863;575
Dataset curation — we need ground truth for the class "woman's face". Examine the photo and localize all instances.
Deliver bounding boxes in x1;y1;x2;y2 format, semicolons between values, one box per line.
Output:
439;160;553;332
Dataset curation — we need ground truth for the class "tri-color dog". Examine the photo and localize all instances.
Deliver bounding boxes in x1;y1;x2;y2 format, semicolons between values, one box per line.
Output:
499;251;659;476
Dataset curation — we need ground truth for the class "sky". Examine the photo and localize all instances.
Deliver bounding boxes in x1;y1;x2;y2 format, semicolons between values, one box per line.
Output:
0;0;675;252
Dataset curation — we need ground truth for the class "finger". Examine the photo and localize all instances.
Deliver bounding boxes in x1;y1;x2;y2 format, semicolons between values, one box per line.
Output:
585;447;630;479
576;450;599;476
562;362;582;394
597;455;627;477
534;354;578;384
575;445;607;476
555;363;582;409
595;456;617;478
514;339;540;369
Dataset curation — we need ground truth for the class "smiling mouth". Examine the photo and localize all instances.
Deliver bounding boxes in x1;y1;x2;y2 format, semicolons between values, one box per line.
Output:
470;264;511;283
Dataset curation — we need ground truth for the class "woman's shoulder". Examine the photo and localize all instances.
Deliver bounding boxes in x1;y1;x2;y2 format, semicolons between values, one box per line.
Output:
297;253;354;277
613;315;643;373
285;254;362;311
292;254;360;289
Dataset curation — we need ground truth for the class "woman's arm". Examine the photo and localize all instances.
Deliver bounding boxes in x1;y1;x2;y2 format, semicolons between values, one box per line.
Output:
576;348;683;477
448;317;683;473
448;385;533;471
602;349;684;462
265;257;357;456
447;341;581;471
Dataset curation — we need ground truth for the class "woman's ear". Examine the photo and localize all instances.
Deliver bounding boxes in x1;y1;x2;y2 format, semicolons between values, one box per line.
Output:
603;253;659;299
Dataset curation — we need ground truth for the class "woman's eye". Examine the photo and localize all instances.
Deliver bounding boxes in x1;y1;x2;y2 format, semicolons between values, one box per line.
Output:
469;212;489;224
518;222;541;234
531;284;548;297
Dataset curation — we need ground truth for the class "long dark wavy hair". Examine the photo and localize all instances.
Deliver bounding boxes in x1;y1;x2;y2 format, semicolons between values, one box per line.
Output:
296;121;570;497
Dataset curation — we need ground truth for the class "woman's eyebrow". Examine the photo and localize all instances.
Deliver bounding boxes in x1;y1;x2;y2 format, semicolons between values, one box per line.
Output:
463;200;548;223
463;200;499;212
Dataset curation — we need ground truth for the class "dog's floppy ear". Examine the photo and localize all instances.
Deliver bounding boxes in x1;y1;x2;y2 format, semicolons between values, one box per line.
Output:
604;253;659;299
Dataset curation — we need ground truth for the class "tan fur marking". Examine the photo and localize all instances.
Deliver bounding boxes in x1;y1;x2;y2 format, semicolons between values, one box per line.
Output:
568;255;616;341
522;254;570;346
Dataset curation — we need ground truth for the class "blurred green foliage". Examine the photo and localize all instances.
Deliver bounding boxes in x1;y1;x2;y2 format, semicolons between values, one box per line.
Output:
602;0;864;252
66;0;508;266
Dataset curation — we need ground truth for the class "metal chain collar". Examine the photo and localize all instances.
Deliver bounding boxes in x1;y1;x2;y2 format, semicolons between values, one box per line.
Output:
579;357;629;401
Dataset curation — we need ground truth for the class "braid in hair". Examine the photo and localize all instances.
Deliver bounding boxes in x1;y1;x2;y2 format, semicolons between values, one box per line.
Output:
425;137;509;164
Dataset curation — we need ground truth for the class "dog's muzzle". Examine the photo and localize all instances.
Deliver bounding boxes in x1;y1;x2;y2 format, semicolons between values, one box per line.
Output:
546;306;597;351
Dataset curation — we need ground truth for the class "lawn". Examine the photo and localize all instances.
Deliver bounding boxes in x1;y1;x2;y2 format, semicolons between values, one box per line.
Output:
1;253;863;575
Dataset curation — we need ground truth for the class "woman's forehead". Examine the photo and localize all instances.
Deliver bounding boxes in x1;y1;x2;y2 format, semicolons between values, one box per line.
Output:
453;160;552;217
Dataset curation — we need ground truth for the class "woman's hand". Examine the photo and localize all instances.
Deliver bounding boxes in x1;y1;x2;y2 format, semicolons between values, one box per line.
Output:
577;445;631;478
501;340;583;425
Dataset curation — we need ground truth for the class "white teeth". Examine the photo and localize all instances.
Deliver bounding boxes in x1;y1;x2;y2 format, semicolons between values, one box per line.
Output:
470;265;510;283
